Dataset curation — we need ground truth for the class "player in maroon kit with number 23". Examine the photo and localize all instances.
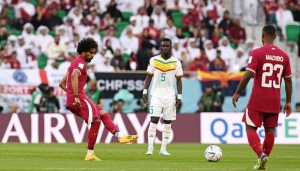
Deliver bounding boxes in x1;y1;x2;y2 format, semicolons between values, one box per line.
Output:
232;25;292;170
59;38;138;161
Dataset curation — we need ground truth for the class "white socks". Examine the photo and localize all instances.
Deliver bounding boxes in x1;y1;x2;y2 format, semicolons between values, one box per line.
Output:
161;123;171;151
147;122;157;149
115;131;126;138
86;149;94;156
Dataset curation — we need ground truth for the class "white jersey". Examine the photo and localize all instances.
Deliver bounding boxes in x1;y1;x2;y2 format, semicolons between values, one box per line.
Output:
146;55;183;99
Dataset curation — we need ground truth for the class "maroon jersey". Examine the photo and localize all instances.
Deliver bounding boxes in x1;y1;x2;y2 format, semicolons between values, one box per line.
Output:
66;56;88;104
246;44;292;113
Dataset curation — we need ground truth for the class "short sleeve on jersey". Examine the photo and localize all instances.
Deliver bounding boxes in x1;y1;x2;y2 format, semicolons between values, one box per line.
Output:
282;57;292;78
146;58;154;75
72;62;86;75
246;51;259;73
175;61;184;77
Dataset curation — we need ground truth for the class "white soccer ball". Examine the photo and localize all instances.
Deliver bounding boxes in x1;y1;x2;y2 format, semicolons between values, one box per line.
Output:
204;145;222;162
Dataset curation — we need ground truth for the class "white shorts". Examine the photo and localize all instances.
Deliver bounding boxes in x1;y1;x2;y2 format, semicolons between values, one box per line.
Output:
149;96;176;120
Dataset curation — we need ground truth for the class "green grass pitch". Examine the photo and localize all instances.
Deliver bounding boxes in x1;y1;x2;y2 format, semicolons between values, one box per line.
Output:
1;143;300;171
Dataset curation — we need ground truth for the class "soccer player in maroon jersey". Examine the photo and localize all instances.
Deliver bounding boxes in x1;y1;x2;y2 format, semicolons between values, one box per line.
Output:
59;37;138;161
232;25;292;170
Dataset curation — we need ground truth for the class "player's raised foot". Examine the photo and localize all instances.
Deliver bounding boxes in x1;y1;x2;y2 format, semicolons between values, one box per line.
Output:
118;134;139;145
159;149;170;156
146;148;154;155
84;153;101;161
253;153;268;170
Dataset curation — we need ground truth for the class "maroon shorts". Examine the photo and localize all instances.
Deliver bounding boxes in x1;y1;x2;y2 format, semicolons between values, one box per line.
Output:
67;97;100;124
242;108;279;128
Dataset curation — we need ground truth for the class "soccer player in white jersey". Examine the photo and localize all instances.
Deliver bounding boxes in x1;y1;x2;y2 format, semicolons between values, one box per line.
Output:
143;38;183;155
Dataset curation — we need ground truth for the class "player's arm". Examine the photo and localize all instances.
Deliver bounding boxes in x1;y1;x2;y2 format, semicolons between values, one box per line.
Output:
143;74;153;105
175;76;182;108
143;58;154;104
284;77;292;116
71;70;80;96
59;74;67;92
232;70;253;108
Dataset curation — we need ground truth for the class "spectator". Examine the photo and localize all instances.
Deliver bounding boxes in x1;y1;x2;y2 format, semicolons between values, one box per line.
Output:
145;19;160;39
264;0;278;25
105;0;123;22
21;23;36;47
217;36;235;66
87;7;101;29
204;40;217;62
7;35;18;55
275;3;295;39
120;28;139;55
36;25;54;54
9;103;20;113
228;18;246;46
182;4;199;33
172;39;185;60
197;84;223;112
218;10;233;36
100;12;114;31
67;7;83;26
8;51;20;69
86;80;104;108
187;38;200;60
86;25;102;48
47;8;63;31
28;83;48;113
40;86;60;113
111;49;125;71
228;47;248;73
209;50;226;71
0;56;10;69
46;35;68;62
58;55;75;73
135;7;150;29
187;56;209;72
296;103;300;112
151;5;167;30
30;5;48;30
22;45;38;69
109;100;124;114
113;85;134;113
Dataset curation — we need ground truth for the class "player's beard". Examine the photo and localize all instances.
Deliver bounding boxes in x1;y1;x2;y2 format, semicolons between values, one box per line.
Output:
86;58;93;63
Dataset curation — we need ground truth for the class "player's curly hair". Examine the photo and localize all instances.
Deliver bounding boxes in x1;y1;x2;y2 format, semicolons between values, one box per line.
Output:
77;37;98;54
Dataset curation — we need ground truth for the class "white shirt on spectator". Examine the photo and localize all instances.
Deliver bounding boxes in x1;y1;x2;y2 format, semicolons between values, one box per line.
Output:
36;26;54;54
217;37;235;66
151;6;167;30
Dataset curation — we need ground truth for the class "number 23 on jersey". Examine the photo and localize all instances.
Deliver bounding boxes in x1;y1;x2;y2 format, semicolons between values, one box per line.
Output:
261;63;283;88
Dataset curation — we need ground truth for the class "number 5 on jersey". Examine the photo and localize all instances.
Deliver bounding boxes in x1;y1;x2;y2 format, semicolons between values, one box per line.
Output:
262;63;283;88
161;73;166;81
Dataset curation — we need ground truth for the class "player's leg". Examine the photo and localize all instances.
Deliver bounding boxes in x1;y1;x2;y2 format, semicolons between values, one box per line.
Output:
146;96;162;155
242;108;269;169
146;116;160;155
259;114;279;169
79;98;102;161
242;108;264;157
86;118;101;161
98;108;138;145
159;98;176;155
159;119;172;156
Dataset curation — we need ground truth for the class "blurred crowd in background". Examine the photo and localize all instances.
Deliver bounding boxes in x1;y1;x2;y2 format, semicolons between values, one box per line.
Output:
0;0;298;72
0;0;299;114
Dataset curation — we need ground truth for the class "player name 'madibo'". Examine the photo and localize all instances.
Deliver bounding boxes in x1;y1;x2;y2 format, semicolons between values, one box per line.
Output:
266;55;284;62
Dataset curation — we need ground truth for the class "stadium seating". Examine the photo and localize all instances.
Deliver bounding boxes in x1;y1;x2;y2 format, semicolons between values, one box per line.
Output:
57;10;67;19
285;23;300;43
171;11;184;28
37;53;47;69
122;12;133;22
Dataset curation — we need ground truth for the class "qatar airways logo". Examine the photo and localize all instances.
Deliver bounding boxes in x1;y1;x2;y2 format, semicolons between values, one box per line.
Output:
266;55;283;62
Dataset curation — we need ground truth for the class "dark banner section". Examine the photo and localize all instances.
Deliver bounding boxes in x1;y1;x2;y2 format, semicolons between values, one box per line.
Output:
94;72;147;98
0;113;200;143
